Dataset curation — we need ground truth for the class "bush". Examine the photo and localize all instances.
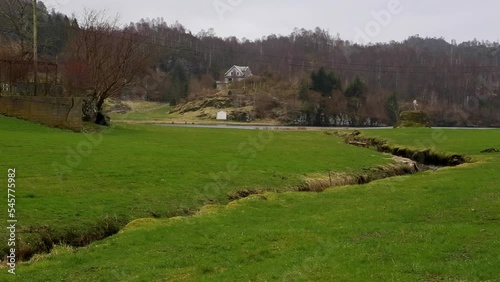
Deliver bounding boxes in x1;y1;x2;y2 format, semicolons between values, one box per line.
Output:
395;111;431;128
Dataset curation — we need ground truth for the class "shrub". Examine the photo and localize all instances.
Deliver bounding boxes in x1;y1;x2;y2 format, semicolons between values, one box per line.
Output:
395;110;431;128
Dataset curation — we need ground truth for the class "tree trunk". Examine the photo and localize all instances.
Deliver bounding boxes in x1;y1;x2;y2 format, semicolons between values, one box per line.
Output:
82;97;98;122
95;96;110;126
81;96;110;126
96;96;105;113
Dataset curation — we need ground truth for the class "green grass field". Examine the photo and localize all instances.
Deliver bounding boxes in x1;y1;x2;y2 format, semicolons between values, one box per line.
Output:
0;116;391;262
107;101;173;121
1;117;499;281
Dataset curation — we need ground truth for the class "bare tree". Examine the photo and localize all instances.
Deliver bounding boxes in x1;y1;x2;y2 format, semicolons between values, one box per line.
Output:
0;0;33;56
63;10;154;124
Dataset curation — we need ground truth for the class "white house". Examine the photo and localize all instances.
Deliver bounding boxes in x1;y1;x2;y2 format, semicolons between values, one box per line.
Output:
216;65;253;90
224;65;252;83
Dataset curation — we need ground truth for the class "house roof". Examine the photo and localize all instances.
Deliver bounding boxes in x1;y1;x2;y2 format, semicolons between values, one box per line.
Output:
237;66;250;72
224;65;251;77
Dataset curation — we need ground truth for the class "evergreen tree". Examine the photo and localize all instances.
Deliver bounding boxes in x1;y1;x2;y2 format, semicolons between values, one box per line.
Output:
167;61;189;105
310;66;341;97
344;76;366;98
386;93;400;124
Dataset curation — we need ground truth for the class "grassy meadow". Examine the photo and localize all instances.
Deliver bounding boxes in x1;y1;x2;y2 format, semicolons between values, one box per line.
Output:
0;115;390;261
107;101;173;122
1;116;499;281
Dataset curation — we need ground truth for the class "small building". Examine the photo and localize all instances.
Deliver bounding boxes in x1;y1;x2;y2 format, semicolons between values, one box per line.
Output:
216;65;253;90
216;111;227;120
224;65;253;83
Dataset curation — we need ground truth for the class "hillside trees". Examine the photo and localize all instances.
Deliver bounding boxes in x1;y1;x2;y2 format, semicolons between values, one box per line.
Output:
0;0;68;57
38;10;72;56
1;2;499;125
0;0;33;55
344;76;367;113
296;67;344;125
165;61;189;105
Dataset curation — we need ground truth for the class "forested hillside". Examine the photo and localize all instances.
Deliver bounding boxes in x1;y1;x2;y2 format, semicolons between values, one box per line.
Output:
1;0;499;126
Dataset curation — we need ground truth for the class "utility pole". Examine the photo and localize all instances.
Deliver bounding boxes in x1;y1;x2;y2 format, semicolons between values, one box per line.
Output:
33;0;38;96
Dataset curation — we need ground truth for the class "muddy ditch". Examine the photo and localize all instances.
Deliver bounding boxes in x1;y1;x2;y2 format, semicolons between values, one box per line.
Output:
334;131;469;167
297;156;421;193
228;132;455;198
4;208;196;262
226;156;422;199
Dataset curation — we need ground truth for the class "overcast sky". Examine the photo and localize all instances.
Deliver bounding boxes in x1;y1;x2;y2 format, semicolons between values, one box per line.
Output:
43;0;499;44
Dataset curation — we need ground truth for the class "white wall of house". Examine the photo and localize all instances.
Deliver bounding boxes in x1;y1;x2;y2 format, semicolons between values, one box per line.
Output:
224;65;252;83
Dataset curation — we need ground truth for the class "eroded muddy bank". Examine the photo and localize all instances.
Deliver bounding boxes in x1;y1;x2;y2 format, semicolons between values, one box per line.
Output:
298;156;420;193
335;131;468;167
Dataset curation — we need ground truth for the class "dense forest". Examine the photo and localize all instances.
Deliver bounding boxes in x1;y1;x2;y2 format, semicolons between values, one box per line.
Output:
1;0;499;126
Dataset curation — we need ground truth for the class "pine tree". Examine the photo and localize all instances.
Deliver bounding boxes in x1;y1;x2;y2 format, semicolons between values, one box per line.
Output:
344;76;366;98
310;66;341;97
167;61;189;105
386;93;400;124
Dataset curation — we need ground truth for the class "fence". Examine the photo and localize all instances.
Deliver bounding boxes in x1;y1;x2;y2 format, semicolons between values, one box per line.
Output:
0;58;60;96
0;96;82;131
